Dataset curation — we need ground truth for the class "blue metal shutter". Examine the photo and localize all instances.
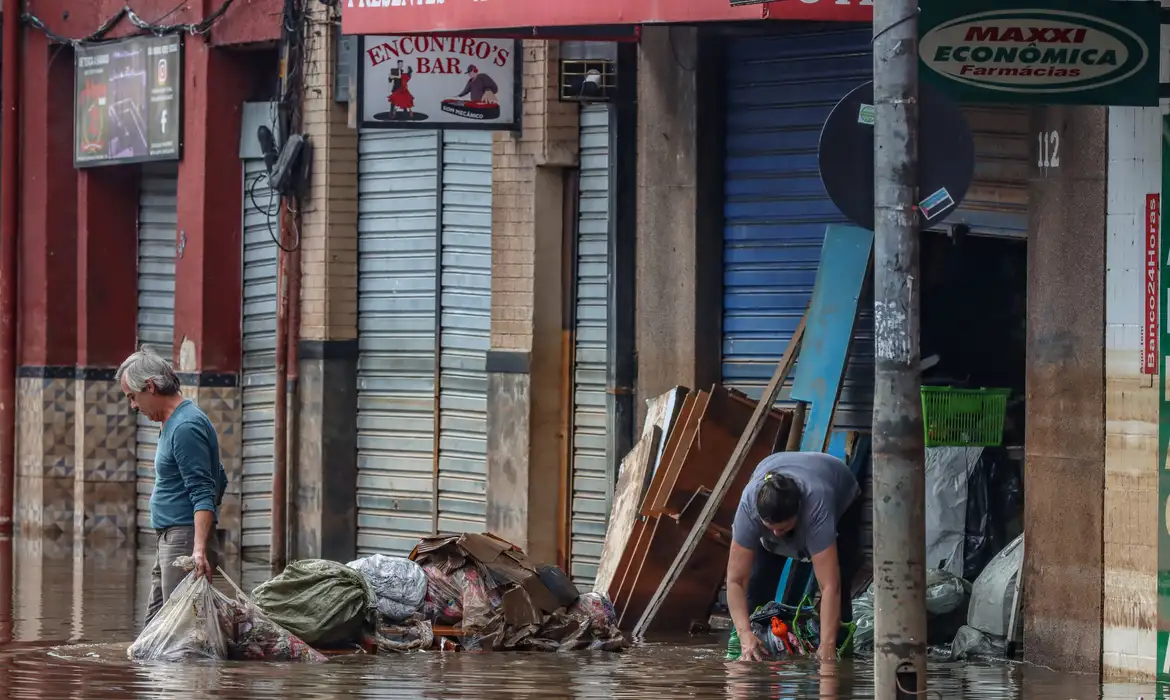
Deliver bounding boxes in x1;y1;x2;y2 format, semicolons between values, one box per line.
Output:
136;161;179;544
356;131;439;556
721;27;875;431
569;104;612;590
436;131;492;534
240;158;279;581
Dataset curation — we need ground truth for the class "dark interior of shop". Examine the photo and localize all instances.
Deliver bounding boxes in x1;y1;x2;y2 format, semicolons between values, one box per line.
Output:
920;228;1027;447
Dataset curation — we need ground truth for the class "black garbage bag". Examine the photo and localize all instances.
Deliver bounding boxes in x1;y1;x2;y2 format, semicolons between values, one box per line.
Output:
963;447;1023;582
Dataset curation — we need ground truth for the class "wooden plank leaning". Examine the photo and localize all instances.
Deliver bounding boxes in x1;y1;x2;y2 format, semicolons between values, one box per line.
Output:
631;308;809;638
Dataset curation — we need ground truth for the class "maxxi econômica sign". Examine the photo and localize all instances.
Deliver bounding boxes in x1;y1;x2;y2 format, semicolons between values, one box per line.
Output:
919;0;1160;106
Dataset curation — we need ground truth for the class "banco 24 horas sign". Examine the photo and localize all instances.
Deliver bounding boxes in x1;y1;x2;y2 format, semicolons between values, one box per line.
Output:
919;0;1160;106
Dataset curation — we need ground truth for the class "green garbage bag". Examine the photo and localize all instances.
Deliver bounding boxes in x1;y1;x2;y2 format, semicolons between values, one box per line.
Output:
252;559;377;648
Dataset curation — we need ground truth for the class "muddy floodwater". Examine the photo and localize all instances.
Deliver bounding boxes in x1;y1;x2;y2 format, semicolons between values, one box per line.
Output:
0;535;1161;699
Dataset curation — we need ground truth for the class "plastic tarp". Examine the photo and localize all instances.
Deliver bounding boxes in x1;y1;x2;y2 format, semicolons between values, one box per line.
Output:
252;559;377;648
128;557;326;663
347;555;428;623
925;446;982;576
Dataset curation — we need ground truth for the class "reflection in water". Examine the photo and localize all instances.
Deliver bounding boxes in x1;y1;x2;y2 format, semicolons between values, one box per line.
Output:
0;535;1160;699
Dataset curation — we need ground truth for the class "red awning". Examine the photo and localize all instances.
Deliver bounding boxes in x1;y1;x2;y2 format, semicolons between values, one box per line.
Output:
341;0;873;36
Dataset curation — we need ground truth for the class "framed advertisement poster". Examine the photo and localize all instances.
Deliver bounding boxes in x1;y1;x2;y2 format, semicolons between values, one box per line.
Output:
358;35;521;131
74;34;183;167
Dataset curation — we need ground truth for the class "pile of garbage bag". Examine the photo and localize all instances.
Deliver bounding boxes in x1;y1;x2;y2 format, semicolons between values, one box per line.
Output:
252;559;378;648
347;554;428;623
408;533;626;652
127;557;326;663
852;568;972;655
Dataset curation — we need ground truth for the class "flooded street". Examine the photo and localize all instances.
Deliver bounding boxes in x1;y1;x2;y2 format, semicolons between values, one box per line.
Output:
0;535;1159;700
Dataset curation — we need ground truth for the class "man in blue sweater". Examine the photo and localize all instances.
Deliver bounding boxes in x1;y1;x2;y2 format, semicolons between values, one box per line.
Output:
117;347;228;625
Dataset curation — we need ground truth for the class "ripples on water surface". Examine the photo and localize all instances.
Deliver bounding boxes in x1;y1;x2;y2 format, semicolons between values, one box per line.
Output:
0;535;1161;699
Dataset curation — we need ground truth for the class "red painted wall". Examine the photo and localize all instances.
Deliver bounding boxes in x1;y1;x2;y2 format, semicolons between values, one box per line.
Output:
17;8;281;371
24;0;281;47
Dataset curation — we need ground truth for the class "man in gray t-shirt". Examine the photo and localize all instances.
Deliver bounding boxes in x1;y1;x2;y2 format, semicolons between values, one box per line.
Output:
725;451;862;663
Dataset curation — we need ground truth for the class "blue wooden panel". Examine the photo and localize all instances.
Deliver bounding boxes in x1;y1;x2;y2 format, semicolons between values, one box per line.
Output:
721;26;876;431
792;225;874;452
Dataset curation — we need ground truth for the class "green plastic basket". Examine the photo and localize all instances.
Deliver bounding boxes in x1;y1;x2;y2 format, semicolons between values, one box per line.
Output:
920;386;1011;448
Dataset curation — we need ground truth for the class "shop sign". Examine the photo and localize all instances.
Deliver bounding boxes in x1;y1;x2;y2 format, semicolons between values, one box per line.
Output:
74;34;183;167
1146;193;1160;375
342;0;872;36
359;36;520;131
919;0;1160;106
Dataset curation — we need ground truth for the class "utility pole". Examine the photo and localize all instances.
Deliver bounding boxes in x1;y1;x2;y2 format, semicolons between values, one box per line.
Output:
871;1;927;699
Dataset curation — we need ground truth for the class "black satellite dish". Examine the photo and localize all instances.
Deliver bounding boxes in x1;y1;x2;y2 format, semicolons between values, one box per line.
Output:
818;80;975;232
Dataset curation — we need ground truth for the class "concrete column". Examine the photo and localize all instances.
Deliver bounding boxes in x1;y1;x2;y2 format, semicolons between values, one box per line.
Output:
172;41;252;561
293;2;360;562
1023;105;1107;674
634;26;721;422
485;40;578;564
15;33;79;536
73;167;140;541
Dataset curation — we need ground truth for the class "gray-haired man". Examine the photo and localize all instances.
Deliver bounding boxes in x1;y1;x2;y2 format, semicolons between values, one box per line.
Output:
117;347;227;625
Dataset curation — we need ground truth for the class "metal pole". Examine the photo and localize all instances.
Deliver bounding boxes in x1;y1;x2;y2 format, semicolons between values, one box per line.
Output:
872;2;927;699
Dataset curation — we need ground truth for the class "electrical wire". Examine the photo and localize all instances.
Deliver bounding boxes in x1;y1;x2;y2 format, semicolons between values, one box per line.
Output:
246;0;310;253
23;1;238;46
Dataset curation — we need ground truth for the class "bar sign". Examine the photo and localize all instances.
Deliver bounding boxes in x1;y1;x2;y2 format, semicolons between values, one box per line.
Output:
1145;193;1160;374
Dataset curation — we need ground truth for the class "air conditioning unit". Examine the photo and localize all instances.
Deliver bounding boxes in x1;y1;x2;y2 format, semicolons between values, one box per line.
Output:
559;59;617;103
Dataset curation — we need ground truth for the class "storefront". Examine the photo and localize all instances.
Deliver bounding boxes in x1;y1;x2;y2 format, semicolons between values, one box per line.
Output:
353;129;494;557
718;22;1030;592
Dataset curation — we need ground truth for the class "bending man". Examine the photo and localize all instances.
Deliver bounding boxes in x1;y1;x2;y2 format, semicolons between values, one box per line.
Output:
726;451;863;662
118;347;228;626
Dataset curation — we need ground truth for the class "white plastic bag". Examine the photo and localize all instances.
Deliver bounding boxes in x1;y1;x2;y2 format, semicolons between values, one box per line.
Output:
346;554;427;623
128;556;328;663
128;558;233;661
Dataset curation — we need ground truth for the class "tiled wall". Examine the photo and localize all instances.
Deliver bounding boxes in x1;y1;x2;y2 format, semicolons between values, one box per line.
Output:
15;375;243;560
73;378;137;540
1102;14;1170;675
16;376;75;536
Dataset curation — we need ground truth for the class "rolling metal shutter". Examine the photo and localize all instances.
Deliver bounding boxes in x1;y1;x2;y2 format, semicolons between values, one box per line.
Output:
569;104;612;589
721;27;875;431
356;131;440;557
944;105;1030;239
135;161;179;543
436;131;492;535
240;159;280;574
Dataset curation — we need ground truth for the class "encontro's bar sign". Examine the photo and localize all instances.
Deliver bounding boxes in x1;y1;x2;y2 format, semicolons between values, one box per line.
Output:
358;35;520;131
919;0;1160;106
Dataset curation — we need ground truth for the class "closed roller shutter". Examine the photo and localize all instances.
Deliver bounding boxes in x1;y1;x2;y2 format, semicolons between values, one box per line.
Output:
436;131;492;534
356;131;439;557
943;105;1030;238
240;159;280;576
135;161;179;543
721;27;875;431
569;104;612;590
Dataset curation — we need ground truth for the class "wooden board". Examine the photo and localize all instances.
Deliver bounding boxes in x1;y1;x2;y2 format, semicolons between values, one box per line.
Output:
632;312;808;638
593;428;659;596
614;388;793;635
791;224;874;452
645;390;711;517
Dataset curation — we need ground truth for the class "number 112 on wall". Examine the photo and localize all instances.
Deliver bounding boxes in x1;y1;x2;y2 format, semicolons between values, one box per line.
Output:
1038;130;1060;170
